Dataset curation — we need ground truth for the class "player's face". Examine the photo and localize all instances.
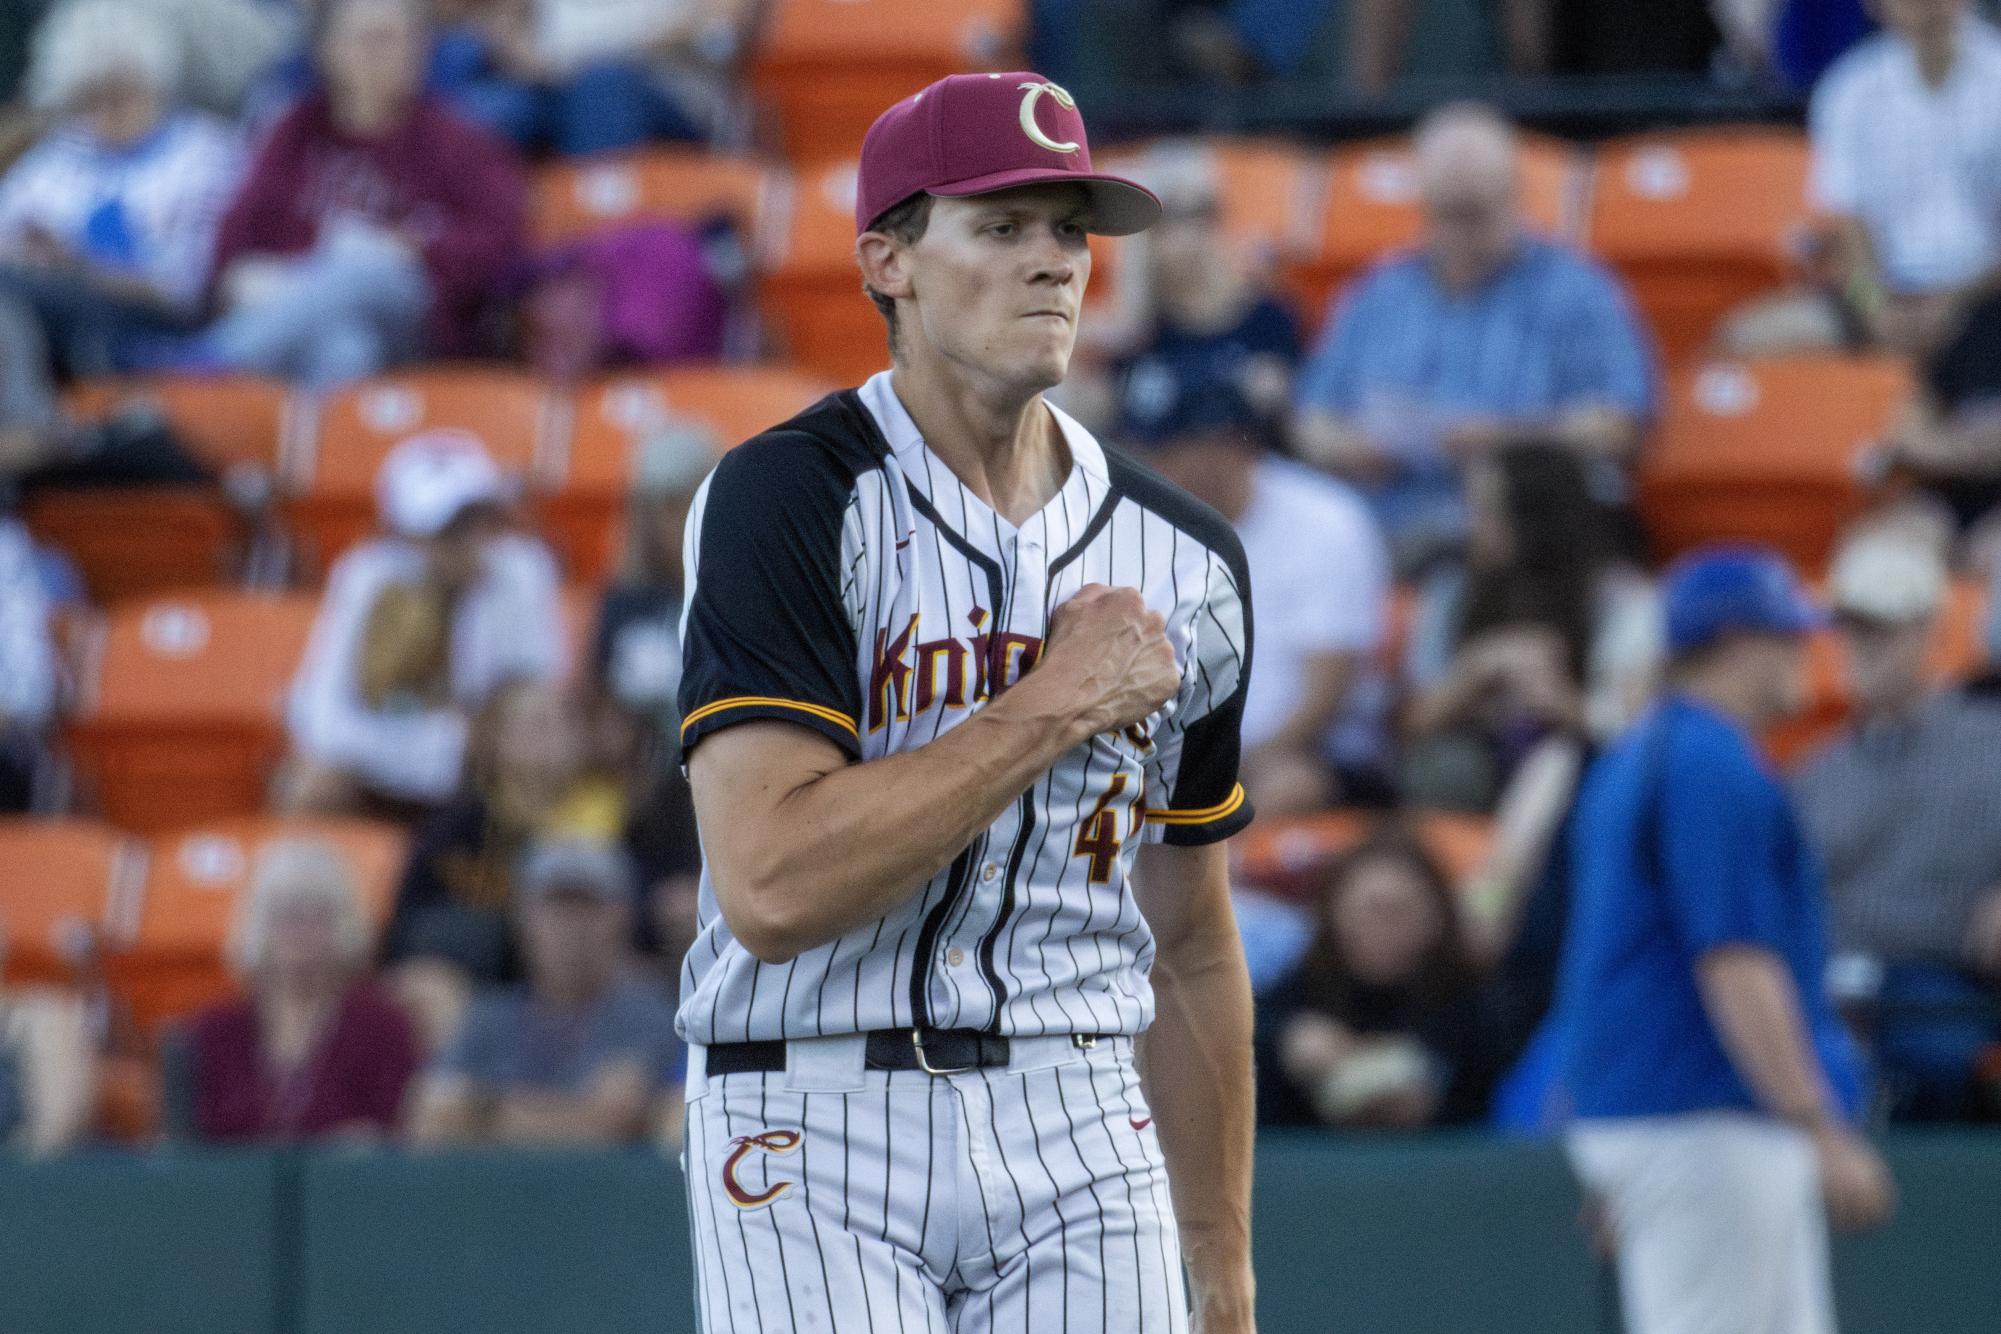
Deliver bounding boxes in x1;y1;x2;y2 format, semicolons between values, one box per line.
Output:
901;186;1093;392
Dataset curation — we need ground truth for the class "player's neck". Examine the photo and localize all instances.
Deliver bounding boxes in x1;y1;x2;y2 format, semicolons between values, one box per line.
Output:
889;363;1071;527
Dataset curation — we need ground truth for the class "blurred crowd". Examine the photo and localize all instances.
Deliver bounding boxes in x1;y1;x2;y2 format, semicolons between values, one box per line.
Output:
1030;0;1983;97
2;0;2001;1156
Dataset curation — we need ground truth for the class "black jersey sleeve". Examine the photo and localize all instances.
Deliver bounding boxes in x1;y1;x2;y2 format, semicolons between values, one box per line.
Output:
677;430;867;760
1150;529;1255;845
1104;447;1257;846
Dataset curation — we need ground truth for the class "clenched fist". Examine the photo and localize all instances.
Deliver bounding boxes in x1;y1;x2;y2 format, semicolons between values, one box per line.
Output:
1035;584;1180;738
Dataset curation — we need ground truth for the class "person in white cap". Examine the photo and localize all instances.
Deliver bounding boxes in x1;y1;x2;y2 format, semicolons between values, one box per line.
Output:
281;429;563;812
1793;531;2001;1120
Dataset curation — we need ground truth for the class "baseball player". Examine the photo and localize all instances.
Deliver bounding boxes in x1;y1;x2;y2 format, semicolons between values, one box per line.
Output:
674;73;1259;1333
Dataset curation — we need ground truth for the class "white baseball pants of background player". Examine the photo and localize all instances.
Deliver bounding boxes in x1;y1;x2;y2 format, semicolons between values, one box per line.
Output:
681;1034;1189;1333
1567;1111;1836;1334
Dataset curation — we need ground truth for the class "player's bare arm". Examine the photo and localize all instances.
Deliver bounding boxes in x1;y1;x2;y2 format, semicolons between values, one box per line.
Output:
1135;840;1258;1334
690;582;1178;962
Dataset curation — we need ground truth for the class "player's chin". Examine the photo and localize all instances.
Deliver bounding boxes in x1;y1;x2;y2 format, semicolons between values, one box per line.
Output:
1006;330;1076;388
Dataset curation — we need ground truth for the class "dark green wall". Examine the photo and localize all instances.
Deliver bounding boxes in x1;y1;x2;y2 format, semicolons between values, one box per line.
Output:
2;1134;1995;1333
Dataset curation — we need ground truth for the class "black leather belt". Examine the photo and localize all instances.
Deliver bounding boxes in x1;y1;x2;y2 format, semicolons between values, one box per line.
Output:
705;1028;1104;1077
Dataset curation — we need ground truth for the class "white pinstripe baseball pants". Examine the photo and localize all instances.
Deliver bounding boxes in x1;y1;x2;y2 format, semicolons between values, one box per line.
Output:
681;1034;1190;1333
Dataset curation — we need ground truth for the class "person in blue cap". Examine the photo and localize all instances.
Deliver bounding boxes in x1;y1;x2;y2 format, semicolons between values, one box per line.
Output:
1552;543;1895;1334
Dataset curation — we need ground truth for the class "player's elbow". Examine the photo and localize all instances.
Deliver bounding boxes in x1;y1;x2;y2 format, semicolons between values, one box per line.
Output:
713;870;817;964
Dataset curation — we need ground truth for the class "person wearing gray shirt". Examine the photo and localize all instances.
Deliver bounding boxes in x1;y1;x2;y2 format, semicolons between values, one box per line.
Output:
409;839;680;1144
1793;534;2001;1120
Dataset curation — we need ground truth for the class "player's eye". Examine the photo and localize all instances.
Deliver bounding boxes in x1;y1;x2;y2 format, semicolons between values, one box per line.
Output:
986;221;1017;238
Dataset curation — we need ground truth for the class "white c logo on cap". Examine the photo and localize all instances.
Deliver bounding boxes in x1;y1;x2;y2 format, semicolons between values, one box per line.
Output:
1017;81;1080;155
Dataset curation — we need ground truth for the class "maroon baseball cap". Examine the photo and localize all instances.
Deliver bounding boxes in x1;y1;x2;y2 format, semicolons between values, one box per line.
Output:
855;72;1159;237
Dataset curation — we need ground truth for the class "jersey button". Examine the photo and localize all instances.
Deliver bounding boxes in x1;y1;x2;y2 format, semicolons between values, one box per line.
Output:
981;863;999;883
945;948;966;967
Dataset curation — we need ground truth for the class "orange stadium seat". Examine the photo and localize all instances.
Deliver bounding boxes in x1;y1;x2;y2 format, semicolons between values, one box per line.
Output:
25;376;295;598
287;368;555;577
0;819;146;986
750;0;1025;162
543;365;833;579
1586;128;1813;364
758;159;891;384
1234;808;1373;897
531;147;781;246
64;592;319;831
757;144;1314;380
1234;808;1495;901
1639;355;1912;573
113;817;408;1030
1284;134;1578;330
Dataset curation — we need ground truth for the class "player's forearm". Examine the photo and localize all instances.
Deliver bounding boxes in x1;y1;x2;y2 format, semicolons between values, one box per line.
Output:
704;678;1099;963
1696;946;1840;1126
1142;899;1257;1314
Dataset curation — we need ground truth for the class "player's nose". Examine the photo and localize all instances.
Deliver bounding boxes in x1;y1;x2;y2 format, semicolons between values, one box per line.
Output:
1024;227;1078;287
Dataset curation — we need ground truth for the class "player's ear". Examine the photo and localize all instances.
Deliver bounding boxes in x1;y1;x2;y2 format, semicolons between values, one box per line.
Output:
855;231;915;302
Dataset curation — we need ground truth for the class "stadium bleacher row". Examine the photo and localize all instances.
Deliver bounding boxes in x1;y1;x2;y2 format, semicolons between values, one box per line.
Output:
0;112;1966;1072
533;126;1822;383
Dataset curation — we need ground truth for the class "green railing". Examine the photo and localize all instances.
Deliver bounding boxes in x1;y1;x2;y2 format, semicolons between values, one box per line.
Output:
3;1132;1996;1333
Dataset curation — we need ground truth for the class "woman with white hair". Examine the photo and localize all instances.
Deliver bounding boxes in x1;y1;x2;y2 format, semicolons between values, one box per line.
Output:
182;838;421;1142
0;0;242;384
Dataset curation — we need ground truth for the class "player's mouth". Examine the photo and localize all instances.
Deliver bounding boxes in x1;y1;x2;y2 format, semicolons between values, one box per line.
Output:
1021;310;1072;323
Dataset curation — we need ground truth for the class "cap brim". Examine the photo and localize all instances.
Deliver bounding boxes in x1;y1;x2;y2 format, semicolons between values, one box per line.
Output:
924;169;1161;236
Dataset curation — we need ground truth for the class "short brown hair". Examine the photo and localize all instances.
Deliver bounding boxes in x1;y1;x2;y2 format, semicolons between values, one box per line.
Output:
861;193;934;352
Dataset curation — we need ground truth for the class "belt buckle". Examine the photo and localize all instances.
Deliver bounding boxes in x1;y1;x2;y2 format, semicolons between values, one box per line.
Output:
1071;1033;1098;1051
910;1029;976;1076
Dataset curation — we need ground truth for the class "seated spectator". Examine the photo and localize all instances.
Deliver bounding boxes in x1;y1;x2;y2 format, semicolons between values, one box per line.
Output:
1077;141;1301;428
381;679;598;1002
444;0;754;155
1401;444;1659;812
408;839;680;1146
0;516;57;812
1119;370;1387;815
1724;0;2001;363
1256;830;1499;1128
592;425;711;769
1793;532;2001;1121
0;918;96;1155
1294;103;1655;567
1877;292;2001;533
382;674;695;1046
199;0;525;387
0;0;241;394
283;431;564;815
182;839;422;1142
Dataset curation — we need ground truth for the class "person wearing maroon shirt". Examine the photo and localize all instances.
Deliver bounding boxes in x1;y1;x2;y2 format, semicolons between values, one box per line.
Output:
185;839;421;1142
200;0;525;386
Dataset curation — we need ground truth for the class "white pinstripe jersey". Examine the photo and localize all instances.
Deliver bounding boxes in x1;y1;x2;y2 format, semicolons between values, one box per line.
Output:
675;372;1253;1045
